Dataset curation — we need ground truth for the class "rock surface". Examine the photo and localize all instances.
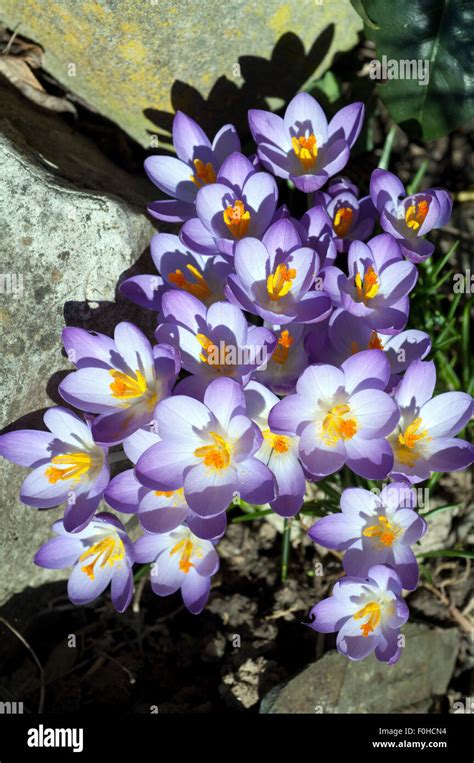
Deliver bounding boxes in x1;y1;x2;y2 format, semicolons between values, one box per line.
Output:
0;82;154;605
0;0;362;147
260;623;461;713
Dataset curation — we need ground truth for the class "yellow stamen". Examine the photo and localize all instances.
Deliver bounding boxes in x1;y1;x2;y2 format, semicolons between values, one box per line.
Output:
272;330;294;365
168;264;211;301
190;158;216;188
267;263;297;301
333;206;353;237
79;535;124;580
194;432;231;471
291;134;318;171
395;417;431;466
353;601;381;637
154;488;184;498
170;538;195;573
405;200;429;231
223;199;251;239
45;452;92;484
263;429;290;454
109;369;147;399
398;417;430;449
322;404;357;446
355;265;379;302
363;515;399;547
368;330;383;350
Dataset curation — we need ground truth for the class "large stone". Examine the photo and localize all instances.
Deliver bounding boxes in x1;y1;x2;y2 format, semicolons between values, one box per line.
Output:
0;0;363;148
260;623;460;713
0;81;154;605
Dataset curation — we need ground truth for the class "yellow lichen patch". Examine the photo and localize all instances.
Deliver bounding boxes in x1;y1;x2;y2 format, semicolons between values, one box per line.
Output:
168;264;211;300
45;452;92;484
333;206;353;237
322;404;357;446
223;200;251;239
267;263;297;301
353;601;381;637
79;535;124;580
194;432;231;471
405;200;429;231
291;134;318;172
355;265;379;302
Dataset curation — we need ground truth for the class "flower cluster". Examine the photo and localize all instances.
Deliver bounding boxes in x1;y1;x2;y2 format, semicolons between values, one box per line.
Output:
1;93;472;658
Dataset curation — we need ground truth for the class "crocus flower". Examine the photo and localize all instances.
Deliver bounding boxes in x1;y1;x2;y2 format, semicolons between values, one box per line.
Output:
309;483;426;589
180;152;278;256
299;206;338;269
323;234;417;333
388;360;474;482
0;407;109;532
306;308;431;385
225;218;332;324
136;377;276;518
268;350;399;479
248;92;364;192
144;111;240;222
105;426;227;540
244;381;306;517
370;169;452;263
156;292;275;384
308;565;409;663
313;176;377;252
34;513;134;612
253;323;311;395
134;525;219;614
120;233;233;311
59;323;180;445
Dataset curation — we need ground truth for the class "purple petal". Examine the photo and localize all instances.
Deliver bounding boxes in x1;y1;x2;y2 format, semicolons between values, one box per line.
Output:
342;349;390;394
328;102;364;148
119;275;163;311
144;155;197;202
0;430;53;467
370;169;405;211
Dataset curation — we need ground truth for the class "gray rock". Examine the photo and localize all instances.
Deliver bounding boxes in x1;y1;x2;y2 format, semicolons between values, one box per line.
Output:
0;82;154;605
260;623;460;713
0;0;362;147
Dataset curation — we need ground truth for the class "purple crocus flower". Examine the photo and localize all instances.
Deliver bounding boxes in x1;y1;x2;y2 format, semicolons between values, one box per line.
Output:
105;426;227;540
268;350;399;479
0;407;109;532
308;565;409;663
309;483;426;590
34;513;134;612
225;218;332;324
388;360;474;482
144;111;240;222
59;323;180;445
313;176;377;252
248;92;364;192
253;323;311;395
323;234;417;333
180;152;278;257
135;377;276;518
370;169;452;263
306;308;432;386
156;292;275;384
244;381;306;517
120;233;233;311
299;206;338;269
134;525;219;615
